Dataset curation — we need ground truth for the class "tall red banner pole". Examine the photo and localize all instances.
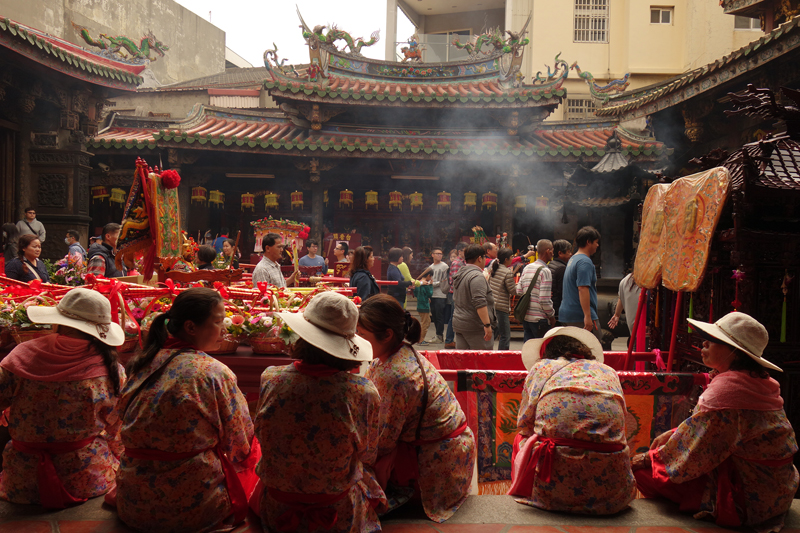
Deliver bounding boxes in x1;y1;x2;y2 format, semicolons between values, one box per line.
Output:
666;291;684;372
623;289;648;370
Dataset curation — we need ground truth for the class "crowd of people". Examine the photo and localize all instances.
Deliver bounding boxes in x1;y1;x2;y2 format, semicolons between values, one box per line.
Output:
0;219;797;531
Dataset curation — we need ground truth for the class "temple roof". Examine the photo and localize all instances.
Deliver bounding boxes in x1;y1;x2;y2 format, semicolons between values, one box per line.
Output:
266;71;565;108
727;135;800;191
596;14;800;121
0;17;145;89
89;105;665;162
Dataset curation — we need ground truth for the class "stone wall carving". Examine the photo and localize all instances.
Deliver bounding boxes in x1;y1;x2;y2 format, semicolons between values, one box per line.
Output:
29;151;91;167
78;171;89;214
37;174;68;207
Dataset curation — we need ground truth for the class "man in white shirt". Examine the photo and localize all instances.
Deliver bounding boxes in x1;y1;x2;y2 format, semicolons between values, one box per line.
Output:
252;233;299;287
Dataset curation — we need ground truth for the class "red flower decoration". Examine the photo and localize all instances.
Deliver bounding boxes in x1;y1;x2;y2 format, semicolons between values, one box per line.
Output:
303;226;310;232
352;296;362;305
160;169;181;189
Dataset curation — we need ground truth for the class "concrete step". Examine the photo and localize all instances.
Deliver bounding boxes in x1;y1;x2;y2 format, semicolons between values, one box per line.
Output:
2;495;799;531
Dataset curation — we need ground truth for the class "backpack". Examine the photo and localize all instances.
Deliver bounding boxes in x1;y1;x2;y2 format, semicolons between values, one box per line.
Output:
513;266;544;324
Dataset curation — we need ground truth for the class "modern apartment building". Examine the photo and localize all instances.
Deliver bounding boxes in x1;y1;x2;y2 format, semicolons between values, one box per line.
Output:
385;0;765;120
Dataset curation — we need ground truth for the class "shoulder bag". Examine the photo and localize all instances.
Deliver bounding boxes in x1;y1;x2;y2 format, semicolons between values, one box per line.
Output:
514;266;544;324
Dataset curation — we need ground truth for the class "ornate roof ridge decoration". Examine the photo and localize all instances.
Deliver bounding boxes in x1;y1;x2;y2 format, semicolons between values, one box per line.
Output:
0;16;145;89
88;109;665;161
71;21;169;64
569;61;630;104
288;9;530;89
596;14;800;120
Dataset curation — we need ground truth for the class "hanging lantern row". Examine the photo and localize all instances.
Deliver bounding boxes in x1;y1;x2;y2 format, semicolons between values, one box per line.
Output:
110;188;127;205
209;190;225;208
265;192;279;210
463;191;477;210
241;192;255;211
365;190;379;210
534;195;549;215
91;186;109;203
437;191;451;209
482;192;498;211
191;186;207;205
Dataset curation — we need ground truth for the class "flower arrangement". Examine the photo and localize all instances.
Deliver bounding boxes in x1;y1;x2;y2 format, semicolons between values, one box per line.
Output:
48;252;86;286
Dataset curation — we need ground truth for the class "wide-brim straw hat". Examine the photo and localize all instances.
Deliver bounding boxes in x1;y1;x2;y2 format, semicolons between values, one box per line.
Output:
521;326;604;370
27;288;125;346
277;291;372;362
687;312;780;372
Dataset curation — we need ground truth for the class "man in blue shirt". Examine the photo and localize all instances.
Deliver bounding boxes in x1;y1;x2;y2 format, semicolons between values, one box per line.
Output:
558;226;602;340
298;238;326;275
65;230;86;260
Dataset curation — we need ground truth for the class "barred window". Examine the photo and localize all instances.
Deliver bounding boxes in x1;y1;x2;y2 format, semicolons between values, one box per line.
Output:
566;98;597;120
574;0;609;43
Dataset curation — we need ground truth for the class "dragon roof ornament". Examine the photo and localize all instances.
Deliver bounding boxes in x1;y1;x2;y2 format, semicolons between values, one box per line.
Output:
297;7;380;59
71;22;169;64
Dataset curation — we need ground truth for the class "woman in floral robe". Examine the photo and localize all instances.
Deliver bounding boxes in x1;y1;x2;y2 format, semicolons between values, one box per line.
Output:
358;294;475;523
115;288;260;533
510;327;635;515
255;292;386;533
0;288;126;507
633;313;798;529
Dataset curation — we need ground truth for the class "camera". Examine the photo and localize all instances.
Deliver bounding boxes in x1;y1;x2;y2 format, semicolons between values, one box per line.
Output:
527;245;535;251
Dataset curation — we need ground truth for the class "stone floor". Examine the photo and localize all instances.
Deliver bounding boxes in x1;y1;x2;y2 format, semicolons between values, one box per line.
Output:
2;495;799;532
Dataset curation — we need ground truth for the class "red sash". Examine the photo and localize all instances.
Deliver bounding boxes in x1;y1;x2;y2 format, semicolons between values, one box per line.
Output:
374;420;468;489
12;436;97;508
715;454;795;527
124;436;261;524
509;433;626;496
268;486;352;532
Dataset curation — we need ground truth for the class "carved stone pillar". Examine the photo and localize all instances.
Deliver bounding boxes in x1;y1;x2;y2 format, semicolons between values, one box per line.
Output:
28;149;93;259
311;181;324;244
499;165;520;240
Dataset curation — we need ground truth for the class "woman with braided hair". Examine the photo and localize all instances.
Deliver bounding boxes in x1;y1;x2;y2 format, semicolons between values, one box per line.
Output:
0;288;125;507
113;288;260;533
357;294;475;522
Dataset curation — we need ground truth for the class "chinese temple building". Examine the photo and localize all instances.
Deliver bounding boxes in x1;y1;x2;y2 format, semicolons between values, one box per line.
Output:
0;16;146;258
87;19;665;274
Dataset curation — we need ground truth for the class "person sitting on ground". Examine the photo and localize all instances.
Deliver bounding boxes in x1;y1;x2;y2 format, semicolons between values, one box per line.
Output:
298;238;325;275
86;223;124;278
349;245;380;302
510;326;635;514
632;312;798;529
414;271;434;346
65;230;86;261
0;289;125;508
113;288;260;533
5;234;49;283
254;292;386;532
452;244;495;350
357;294;475;522
386;247;417;307
196;245;217;270
490;247;516;351
213;238;240;269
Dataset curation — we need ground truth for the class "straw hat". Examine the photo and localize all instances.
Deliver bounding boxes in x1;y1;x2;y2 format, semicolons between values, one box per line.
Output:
277;291;372;361
521;326;604;370
687;312;780;372
27;288;125;346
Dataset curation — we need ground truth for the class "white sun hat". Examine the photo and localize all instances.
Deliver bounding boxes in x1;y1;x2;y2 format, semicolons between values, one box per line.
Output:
277;291;373;361
688;312;780;372
27;288;125;346
521;326;604;370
